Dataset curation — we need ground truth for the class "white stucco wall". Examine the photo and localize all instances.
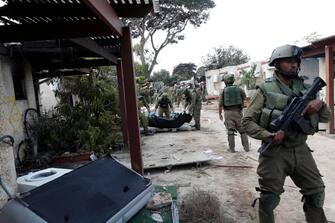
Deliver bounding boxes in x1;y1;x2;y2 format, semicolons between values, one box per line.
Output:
318;57;335;101
300;58;319;85
0;56;36;148
205;69;225;96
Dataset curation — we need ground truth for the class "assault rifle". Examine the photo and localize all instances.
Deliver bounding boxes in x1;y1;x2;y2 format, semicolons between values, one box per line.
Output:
258;77;326;154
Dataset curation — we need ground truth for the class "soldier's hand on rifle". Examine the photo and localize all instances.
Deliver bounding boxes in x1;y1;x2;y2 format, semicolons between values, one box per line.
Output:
301;99;323;115
272;130;285;144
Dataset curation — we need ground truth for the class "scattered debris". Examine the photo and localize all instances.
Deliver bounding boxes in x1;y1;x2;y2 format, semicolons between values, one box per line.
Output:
146;192;172;210
151;212;164;222
175;182;192;188
211;164;253;169
172;154;182;162
203;149;213;154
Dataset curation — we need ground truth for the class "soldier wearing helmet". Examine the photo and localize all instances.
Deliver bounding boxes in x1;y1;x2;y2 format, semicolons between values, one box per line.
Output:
219;72;249;152
155;93;174;118
242;45;330;223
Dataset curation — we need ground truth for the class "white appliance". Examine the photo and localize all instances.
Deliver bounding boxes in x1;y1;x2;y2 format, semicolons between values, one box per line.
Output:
17;168;72;193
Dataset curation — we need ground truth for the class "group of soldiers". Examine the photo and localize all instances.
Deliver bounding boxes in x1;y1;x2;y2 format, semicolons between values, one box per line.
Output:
220;44;330;223
137;44;330;223
137;78;206;134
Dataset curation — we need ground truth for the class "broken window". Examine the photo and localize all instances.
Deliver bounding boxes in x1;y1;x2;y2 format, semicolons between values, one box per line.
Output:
11;61;27;100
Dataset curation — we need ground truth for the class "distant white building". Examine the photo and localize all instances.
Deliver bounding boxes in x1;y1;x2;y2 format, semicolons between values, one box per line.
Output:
205;60;274;97
205;58;319;97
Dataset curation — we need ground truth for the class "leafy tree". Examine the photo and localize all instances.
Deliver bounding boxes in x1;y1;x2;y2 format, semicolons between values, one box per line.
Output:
172;63;197;81
152;69;171;84
134;62;149;78
241;64;256;90
202;45;250;70
129;0;215;77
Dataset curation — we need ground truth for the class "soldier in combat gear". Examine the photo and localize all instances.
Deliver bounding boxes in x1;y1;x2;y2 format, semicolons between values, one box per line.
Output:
219;73;249;152
242;45;330;223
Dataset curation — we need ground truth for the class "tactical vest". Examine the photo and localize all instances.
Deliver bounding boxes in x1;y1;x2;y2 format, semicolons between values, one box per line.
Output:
258;77;318;135
223;86;243;107
158;97;170;108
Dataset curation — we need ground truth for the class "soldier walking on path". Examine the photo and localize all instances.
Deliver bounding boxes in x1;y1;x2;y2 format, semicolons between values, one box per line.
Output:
219;73;249;152
191;83;203;130
242;45;330;223
183;83;193;113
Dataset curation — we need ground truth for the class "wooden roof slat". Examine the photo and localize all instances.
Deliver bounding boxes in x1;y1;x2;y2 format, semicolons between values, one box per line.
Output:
1;0;154;18
0;3;95;17
0;20;113;43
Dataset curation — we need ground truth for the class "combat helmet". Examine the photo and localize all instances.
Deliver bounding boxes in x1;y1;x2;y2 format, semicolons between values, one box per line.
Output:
223;73;235;85
269;45;303;67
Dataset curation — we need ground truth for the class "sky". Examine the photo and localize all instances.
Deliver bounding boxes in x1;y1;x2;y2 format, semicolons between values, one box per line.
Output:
152;0;335;73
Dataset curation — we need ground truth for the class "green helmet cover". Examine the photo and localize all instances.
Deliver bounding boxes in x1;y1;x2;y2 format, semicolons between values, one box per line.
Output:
269;45;303;66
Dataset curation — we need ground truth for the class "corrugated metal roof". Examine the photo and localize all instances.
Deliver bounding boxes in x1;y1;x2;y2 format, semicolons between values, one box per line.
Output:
0;0;155;76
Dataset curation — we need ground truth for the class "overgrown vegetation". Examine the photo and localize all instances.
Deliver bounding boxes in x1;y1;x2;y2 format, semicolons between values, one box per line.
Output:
35;73;122;155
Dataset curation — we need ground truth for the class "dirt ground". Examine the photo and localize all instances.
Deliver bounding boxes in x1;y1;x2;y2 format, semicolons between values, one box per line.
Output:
117;102;335;223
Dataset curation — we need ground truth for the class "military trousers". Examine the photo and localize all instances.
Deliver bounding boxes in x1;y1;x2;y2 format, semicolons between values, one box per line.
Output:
158;107;170;118
224;109;249;151
139;111;148;133
257;142;326;223
192;106;201;129
257;142;324;195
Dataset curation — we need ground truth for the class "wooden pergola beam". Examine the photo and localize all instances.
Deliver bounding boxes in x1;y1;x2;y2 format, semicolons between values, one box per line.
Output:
70;38;118;64
31;59;111;71
303;43;335;58
116;59;130;150
34;69;91;78
303;48;326;58
121;26;143;175
82;0;124;37
0;21;112;43
325;45;334;134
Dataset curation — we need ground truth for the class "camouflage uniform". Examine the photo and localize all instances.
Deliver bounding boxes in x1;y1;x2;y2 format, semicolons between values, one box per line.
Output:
242;72;330;223
155;94;174;118
175;86;183;107
191;88;202;130
183;88;193;113
219;76;249;152
138;92;150;135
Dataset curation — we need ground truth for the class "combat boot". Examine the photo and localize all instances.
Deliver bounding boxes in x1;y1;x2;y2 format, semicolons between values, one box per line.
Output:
241;133;249;152
228;134;235;153
258;192;280;223
303;193;328;223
